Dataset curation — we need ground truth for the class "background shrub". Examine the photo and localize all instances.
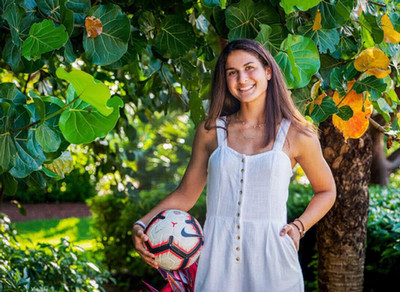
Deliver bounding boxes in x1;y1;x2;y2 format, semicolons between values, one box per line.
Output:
0;214;113;291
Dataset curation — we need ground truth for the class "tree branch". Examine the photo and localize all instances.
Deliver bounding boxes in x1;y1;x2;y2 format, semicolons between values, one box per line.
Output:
369;117;400;142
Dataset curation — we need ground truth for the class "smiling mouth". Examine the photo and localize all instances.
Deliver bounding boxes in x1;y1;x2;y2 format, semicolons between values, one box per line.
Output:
239;84;255;92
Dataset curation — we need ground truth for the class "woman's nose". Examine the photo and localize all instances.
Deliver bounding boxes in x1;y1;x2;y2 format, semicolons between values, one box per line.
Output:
238;71;248;83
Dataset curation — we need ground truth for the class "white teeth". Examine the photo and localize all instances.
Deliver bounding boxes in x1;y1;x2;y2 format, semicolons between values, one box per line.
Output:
239;85;254;91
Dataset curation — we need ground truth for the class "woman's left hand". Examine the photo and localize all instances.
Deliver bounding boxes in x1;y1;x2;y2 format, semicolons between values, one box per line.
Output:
280;224;300;251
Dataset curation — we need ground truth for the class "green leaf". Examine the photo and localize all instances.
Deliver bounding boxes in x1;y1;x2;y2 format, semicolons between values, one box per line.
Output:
307;96;338;122
360;13;383;44
0;172;17;195
189;90;205;127
254;24;272;50
59;85;122;144
83;4;130;66
64;0;91;14
154;15;195;59
331;36;357;60
334;0;353;25
353;76;387;100
0;83;26;106
336;105;353;121
280;0;320;14
274;34;320;89
316;2;339;29
32;96;45;122
330;67;347;96
0;134;17;174
2;40;44;73
37;0;61;21
2;3;25;46
21;19;69;61
56;67;113;116
225;0;280;41
202;0;222;7
36;123;61;152
9;130;46;178
306;28;340;54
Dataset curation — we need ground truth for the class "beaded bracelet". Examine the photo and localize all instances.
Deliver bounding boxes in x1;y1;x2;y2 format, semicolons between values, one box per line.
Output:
133;220;146;229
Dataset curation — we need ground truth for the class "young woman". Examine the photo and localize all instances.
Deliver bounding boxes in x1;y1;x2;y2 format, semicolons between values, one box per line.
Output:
132;39;336;291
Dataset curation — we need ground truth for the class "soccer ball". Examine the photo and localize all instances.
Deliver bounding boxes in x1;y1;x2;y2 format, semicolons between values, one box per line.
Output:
145;209;204;271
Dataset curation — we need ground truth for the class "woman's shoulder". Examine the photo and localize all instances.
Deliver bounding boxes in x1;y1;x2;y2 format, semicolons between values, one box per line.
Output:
287;122;321;158
194;120;219;155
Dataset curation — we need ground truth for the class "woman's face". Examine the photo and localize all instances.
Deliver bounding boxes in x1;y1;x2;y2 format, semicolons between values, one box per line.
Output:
225;50;271;106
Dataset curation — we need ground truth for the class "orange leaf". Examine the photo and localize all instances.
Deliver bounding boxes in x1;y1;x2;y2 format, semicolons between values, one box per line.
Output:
312;10;322;31
381;14;400;44
332;81;373;140
354;47;391;79
85;16;103;38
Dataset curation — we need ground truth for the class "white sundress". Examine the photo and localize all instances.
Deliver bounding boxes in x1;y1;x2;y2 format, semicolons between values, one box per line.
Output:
194;117;304;292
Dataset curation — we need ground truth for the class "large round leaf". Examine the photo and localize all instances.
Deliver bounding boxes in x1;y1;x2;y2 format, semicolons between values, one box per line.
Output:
83;4;130;66
225;0;280;41
59;85;122;144
21;19;69;61
280;0;320;14
37;0;74;35
2;3;25;46
154;15;195;59
9;130;46;178
56;67;114;116
274;34;320;89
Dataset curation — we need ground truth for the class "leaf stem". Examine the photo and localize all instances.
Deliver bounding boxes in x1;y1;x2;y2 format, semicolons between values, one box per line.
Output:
1;94;81;137
367;0;386;7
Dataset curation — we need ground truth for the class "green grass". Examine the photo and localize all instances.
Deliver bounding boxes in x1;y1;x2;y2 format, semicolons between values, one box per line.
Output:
12;217;98;251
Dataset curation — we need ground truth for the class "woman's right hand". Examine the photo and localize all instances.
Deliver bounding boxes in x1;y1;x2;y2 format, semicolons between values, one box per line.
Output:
132;224;159;269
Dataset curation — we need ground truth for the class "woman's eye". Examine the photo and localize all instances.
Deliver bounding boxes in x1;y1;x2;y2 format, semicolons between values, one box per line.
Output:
227;71;236;76
246;66;254;71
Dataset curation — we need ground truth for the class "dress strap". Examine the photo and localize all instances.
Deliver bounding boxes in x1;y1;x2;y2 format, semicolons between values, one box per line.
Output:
215;117;227;147
272;119;291;151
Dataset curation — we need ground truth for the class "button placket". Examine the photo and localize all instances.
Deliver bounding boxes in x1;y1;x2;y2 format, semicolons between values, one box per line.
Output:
235;155;246;263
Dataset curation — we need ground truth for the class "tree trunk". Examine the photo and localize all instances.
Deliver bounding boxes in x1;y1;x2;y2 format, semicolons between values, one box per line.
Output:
317;117;372;292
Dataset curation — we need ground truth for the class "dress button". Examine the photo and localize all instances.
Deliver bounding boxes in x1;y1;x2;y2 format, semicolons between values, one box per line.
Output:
238;201;241;205
236;257;240;261
241;158;245;163
237;235;240;240
239;190;243;195
236;247;240;251
241;169;244;173
236;225;240;229
240;179;243;183
236;212;240;217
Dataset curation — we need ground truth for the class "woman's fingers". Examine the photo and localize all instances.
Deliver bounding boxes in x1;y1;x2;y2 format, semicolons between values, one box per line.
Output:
280;224;300;251
133;227;159;268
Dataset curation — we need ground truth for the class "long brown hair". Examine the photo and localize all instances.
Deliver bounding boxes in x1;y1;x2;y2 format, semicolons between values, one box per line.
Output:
204;39;316;146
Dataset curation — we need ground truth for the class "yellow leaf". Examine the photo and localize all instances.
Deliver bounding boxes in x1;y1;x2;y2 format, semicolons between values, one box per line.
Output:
85;16;103;38
354;47;391;79
332;81;373;140
311;80;321;100
313;9;322;31
381;14;400;44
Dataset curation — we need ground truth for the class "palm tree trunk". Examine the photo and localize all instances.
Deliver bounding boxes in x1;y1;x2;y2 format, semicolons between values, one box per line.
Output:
317;117;372;291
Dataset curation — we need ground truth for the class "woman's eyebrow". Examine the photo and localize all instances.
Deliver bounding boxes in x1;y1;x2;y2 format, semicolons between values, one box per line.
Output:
225;62;255;71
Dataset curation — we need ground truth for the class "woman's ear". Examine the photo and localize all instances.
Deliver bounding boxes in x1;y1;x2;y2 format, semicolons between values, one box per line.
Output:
265;66;272;80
